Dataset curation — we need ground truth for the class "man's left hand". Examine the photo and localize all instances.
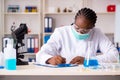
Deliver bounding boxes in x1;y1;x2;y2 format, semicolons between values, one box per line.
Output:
70;56;84;64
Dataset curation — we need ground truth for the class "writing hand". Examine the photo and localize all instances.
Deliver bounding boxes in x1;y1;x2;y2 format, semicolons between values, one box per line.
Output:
70;56;84;64
46;55;66;65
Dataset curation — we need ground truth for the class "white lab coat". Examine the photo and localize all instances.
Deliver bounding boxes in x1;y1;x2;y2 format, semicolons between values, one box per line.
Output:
36;25;119;64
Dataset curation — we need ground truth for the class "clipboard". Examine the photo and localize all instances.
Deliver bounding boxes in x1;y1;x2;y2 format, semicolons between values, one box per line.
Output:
35;63;78;68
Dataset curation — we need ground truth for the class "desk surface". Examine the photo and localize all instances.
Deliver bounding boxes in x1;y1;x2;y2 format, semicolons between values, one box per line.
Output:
0;63;120;76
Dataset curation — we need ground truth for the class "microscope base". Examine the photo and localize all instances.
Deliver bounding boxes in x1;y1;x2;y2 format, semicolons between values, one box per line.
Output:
17;59;28;65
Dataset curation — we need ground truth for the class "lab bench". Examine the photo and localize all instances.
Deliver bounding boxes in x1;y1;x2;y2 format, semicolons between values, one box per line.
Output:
0;63;120;80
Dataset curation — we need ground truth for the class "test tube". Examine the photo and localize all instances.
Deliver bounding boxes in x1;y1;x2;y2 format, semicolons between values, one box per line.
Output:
86;41;92;66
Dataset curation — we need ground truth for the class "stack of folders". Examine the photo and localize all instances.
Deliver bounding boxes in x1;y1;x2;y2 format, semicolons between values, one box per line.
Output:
2;34;39;54
44;17;53;32
26;34;39;53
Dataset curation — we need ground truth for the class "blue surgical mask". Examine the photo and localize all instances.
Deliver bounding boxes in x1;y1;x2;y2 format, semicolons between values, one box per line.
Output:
71;27;90;40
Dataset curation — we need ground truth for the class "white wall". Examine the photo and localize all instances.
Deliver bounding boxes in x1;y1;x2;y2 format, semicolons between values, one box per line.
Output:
96;14;115;33
115;5;120;42
86;0;120;33
0;0;3;51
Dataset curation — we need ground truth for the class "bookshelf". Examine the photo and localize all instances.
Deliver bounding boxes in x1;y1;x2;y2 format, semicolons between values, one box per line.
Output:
42;0;119;45
0;0;120;58
3;0;41;34
1;0;42;60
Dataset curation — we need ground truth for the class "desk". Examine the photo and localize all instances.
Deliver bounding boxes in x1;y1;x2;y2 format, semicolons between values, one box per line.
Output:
0;64;120;76
0;64;120;80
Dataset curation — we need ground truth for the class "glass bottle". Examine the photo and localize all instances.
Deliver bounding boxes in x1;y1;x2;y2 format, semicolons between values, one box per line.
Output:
4;38;16;70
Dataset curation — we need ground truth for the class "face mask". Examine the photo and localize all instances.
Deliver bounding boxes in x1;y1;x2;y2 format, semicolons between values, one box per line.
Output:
71;27;90;40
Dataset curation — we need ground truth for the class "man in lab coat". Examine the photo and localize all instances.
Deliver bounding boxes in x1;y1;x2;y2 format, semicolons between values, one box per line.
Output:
36;8;119;65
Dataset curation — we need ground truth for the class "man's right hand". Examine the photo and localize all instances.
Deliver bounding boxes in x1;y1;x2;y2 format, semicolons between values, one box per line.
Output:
46;55;66;65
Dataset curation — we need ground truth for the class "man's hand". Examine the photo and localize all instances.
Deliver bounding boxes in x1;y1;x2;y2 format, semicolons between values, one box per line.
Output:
46;55;66;65
70;56;84;64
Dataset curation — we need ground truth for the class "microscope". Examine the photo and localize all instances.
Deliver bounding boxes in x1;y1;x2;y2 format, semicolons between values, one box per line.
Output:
11;23;29;65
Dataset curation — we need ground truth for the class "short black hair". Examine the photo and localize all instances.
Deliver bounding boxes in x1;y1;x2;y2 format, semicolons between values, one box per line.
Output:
75;7;97;27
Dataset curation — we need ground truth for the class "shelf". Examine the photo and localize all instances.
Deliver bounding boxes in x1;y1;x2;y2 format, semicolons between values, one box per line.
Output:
43;32;53;35
45;12;115;15
4;12;40;15
44;12;76;15
96;12;115;15
24;53;36;56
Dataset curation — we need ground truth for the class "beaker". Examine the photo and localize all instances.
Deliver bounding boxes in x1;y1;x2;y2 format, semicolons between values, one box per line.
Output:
83;41;99;68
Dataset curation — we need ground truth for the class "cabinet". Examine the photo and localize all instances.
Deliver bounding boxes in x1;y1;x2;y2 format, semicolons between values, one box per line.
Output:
1;0;42;61
42;0;120;44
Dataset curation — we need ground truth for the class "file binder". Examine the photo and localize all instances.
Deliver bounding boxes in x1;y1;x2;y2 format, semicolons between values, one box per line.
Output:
26;34;39;53
48;17;52;32
44;17;49;32
31;38;34;53
44;35;51;44
27;38;31;52
44;17;53;32
34;37;39;53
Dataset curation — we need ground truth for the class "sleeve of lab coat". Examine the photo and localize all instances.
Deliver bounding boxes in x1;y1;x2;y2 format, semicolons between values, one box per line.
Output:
96;30;119;63
36;28;62;64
